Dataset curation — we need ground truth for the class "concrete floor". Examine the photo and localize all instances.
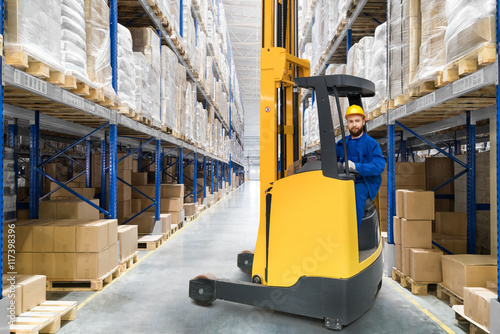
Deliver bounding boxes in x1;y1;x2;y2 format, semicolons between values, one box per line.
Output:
54;181;469;334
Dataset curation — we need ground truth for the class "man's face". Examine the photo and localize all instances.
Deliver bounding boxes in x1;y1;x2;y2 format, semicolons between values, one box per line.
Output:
347;114;365;138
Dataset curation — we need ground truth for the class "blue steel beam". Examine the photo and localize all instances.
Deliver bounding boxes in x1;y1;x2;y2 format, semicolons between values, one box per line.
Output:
8;123;18;198
100;137;107;213
118;137;154;163
110;0;118;91
68;160;73;180
466;111;476;254
41;171;86;200
178;147;183;184
387;124;396;244
155;139;161;222
109;124;118;219
138;143;143;175
123;203;156;225
193;153;198;203
497;0;500;302
203;156;207;199
211;159;214;194
86;140;92;188
29;112;40;219
43;141;85;170
118;177;155;202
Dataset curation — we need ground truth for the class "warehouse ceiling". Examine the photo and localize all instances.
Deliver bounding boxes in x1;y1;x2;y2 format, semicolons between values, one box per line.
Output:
223;0;261;107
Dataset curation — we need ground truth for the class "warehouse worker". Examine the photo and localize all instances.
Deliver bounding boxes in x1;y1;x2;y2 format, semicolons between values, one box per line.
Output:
336;105;385;229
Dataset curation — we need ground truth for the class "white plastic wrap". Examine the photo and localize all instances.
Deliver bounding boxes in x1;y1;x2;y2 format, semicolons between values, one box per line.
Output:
367;23;387;112
177;63;187;133
169;0;181;34
411;0;447;90
134;52;152;121
6;0;62;71
117;24;136;110
61;0;88;80
389;0;403;99
444;0;495;63
161;45;179;130
84;0;114;96
130;27;161;124
182;3;196;60
358;37;373;79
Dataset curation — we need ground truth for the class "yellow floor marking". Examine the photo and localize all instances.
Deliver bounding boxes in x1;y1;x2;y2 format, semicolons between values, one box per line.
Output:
384;277;455;334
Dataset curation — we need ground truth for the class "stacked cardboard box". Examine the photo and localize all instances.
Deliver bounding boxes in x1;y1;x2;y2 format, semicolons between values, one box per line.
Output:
117;225;138;262
464;287;497;331
432;212;467;254
425;157;454;212
379;162;426;231
6;219;118;279
40;199;100;220
2;275;46;316
116;154;133;224
442;255;497;298
394;190;442;282
184;203;197;217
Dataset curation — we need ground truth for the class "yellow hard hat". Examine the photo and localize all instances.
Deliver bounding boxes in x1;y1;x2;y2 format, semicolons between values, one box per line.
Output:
345;104;365;119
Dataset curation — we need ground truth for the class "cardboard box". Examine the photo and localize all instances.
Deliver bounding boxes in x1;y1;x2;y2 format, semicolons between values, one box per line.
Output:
124;214;156;234
116;185;132;202
132;172;148;185
76;220;109;252
33;253;55;278
118;225;138;260
161;184;184;198
76;248;110;279
403;191;435;220
117;200;131;223
435;212;467;236
40;199;100;220
442;255;497;298
464;287;497;330
117;170;132;185
107;243;119;270
433;235;467;254
32;223;55;253
396;244;402;271
394;216;401;245
396;162;425;174
117;152;133;170
131;186;155;199
160;213;171;234
169;211;182;224
131;199;142;213
54;253;77;279
12;222;35;252
184;203;197;216
402;247;411;276
396;190;408;217
410;248;443;282
144;198;183;212
49;184;95;200
2;275;46;316
396;174;426;187
400;218;432;248
6;252;33;275
53;224;76;252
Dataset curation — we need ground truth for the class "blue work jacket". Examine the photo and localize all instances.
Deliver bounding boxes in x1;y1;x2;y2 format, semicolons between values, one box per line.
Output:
336;133;386;200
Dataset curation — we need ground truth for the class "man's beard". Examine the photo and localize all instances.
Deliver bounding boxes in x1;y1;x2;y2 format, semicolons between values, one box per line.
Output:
349;127;363;137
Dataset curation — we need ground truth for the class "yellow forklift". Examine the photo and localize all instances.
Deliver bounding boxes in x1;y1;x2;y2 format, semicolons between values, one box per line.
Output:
188;0;383;329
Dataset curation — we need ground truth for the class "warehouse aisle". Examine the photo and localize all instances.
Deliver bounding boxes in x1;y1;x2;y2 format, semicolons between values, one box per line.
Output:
57;182;467;334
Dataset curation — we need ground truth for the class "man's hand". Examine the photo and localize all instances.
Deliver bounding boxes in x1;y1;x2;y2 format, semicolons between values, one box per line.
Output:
343;160;356;171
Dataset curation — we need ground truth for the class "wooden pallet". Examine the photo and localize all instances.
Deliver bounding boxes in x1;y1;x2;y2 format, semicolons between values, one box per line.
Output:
391;267;410;288
437;283;464;307
389;93;414;109
119;251;139;272
138;234;164;250
391;268;438;295
10;301;77;334
453;305;489;334
46;266;121;292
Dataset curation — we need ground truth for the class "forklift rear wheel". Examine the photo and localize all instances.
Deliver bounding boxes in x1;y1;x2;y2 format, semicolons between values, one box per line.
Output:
190;273;217;306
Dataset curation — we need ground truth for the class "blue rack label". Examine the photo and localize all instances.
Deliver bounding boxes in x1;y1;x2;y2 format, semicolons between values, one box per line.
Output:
14;70;47;95
415;92;436;112
453;70;484;95
62;91;85;109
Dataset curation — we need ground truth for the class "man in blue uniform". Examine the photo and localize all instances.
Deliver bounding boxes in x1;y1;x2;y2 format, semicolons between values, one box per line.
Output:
336;104;385;229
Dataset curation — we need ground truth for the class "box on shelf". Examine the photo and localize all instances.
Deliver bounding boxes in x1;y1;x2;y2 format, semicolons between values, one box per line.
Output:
118;225;138;261
394;216;401;245
435;212;467;236
400;218;432;248
410;248;443;282
401;190;435;220
161;184;184;198
433;235;467;254
442;255;497;298
132;172;149;186
396;244;402;270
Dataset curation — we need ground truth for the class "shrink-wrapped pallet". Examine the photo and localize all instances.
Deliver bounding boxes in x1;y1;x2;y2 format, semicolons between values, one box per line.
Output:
134;52;152;121
444;0;495;63
182;2;196;61
84;0;113;96
411;0;447;90
389;0;421;99
130;27;161;125
197;30;207;80
61;0;88;80
117;24;136;110
161;46;179;131
5;0;62;71
177;63;187;133
367;23;387;112
155;0;174;26
169;0;181;34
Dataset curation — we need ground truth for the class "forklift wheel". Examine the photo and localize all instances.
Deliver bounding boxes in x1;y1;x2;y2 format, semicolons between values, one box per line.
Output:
237;251;254;274
189;273;217;306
